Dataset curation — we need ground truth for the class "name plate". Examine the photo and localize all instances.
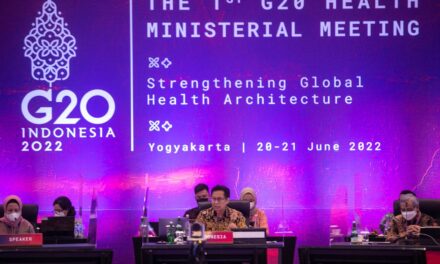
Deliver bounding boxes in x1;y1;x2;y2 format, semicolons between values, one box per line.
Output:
233;230;265;239
232;228;266;244
0;234;43;247
206;231;233;244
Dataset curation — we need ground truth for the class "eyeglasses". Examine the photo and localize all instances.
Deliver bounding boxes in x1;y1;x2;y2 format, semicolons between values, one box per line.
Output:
211;197;226;203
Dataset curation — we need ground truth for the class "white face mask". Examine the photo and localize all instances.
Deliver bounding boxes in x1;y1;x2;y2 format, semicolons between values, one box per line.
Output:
6;212;21;222
54;211;66;217
249;202;256;210
402;210;417;221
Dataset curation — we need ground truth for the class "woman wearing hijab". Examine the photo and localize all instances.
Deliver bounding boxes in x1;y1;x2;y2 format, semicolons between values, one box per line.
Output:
0;195;35;235
240;187;269;233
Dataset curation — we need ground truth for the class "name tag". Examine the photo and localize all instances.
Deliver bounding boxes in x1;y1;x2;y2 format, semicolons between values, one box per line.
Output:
206;231;233;244
0;234;43;247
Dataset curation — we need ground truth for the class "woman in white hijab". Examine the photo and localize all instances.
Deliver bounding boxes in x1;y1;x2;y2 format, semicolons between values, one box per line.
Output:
240;187;269;233
0;195;35;235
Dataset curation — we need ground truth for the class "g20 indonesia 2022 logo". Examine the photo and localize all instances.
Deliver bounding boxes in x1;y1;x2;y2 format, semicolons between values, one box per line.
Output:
20;0;115;152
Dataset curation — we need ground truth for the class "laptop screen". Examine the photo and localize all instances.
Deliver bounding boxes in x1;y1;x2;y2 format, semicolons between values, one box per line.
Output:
158;218;189;238
40;216;75;238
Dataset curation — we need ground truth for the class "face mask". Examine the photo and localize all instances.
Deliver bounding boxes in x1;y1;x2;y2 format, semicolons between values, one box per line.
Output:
54;211;66;217
250;202;256;210
402;210;417;221
197;198;209;203
6;212;20;222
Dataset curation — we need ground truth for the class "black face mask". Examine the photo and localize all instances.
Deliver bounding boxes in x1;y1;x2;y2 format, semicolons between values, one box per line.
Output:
197;198;209;203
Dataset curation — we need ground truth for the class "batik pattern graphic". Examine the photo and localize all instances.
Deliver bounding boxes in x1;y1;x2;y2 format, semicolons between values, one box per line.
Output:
24;0;77;87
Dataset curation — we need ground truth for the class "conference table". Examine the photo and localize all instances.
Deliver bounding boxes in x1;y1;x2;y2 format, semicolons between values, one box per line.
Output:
0;243;113;264
141;241;284;264
299;243;440;264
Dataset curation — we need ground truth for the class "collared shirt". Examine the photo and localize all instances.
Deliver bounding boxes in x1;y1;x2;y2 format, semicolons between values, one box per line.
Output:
195;206;247;231
386;213;438;242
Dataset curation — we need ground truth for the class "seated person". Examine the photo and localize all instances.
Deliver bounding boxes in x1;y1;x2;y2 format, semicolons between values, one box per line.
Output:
184;183;210;222
53;196;84;238
0;195;35;235
240;187;269;232
53;196;76;217
387;195;438;242
196;185;246;231
380;190;417;234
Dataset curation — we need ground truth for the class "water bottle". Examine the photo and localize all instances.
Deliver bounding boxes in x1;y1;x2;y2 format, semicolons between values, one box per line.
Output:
184;214;191;239
176;218;183;231
166;221;176;244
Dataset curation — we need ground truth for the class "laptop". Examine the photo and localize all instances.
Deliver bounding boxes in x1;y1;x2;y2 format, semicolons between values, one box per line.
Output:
40;216;74;238
158;218;189;238
40;217;88;244
41;216;75;244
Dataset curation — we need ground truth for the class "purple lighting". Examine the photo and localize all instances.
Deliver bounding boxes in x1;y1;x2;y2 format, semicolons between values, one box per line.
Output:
0;1;439;264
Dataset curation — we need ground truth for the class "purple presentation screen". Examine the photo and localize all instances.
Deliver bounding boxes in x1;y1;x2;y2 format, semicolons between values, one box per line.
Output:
0;0;439;263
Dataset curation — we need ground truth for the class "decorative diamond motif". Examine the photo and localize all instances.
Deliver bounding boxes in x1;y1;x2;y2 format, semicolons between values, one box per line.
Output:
161;58;172;69
162;121;173;132
23;0;77;87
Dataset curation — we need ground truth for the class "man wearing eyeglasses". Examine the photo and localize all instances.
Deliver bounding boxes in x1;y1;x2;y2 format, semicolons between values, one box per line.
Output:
196;185;247;231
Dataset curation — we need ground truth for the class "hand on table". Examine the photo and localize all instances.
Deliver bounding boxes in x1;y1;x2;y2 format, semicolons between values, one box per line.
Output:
406;225;421;236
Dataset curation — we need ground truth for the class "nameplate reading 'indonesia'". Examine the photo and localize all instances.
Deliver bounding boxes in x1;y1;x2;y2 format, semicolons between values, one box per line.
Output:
205;231;234;244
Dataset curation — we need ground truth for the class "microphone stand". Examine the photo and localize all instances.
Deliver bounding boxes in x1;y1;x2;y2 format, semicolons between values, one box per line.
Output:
189;240;206;264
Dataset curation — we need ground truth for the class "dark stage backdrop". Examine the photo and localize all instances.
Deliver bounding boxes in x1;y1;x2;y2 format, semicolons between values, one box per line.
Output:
0;0;439;263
